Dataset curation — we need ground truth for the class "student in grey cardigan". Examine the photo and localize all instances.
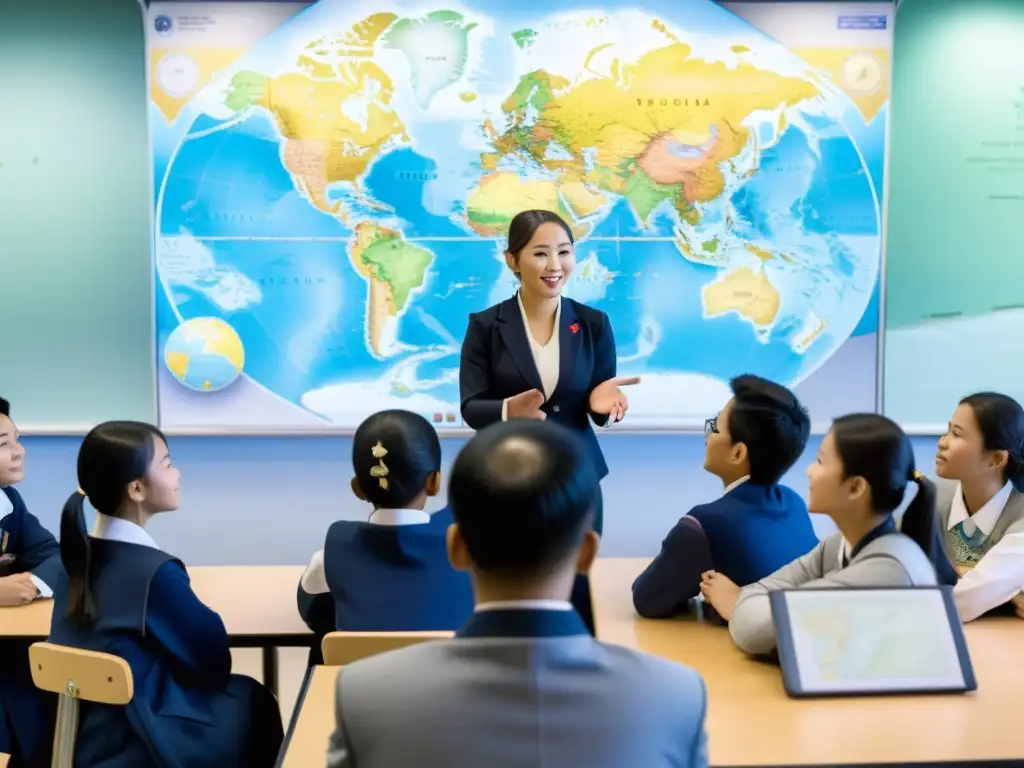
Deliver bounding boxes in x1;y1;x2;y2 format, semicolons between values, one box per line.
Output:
700;413;958;655
934;392;1024;621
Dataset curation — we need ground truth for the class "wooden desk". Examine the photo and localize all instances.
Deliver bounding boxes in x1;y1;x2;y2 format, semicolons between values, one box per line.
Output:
280;666;339;768
591;558;1024;766
0;566;312;693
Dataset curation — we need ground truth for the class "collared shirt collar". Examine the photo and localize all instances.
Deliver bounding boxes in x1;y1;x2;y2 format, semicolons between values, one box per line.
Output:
516;291;562;340
92;513;160;550
475;599;573;613
846;516;897;565
947;481;1013;537
369;508;431;526
722;475;750;496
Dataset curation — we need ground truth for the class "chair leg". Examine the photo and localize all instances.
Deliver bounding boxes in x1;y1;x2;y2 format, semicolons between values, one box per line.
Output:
52;693;79;768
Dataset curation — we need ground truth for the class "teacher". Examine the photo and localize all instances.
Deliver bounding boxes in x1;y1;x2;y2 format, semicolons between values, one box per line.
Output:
459;209;638;624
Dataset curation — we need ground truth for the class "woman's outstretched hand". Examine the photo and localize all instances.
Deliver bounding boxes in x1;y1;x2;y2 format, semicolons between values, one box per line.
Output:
589;376;640;424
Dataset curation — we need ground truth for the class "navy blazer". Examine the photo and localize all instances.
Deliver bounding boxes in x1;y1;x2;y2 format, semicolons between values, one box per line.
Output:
0;486;61;766
633;483;818;618
49;539;281;767
460;296;614;479
298;507;473;636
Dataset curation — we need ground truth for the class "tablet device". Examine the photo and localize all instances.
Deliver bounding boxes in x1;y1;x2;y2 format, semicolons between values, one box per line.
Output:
770;586;976;698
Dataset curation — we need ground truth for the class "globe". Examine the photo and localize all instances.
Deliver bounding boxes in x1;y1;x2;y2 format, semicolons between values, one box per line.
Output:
163;317;245;393
154;0;883;427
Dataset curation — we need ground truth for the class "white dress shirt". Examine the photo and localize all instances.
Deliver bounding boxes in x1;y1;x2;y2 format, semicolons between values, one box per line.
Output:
501;293;561;421
300;508;432;595
475;599;573;612
722;475;750;495
947;481;1024;622
92;512;161;550
0;488;53;599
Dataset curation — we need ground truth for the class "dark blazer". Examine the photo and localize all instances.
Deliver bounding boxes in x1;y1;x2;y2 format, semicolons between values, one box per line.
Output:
632;483;818;618
0;486;61;766
460;296;615;479
49;539;282;767
297;507;473;636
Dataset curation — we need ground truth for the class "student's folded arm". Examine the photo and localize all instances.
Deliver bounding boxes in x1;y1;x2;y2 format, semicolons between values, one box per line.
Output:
689;677;709;768
459;315;504;428
8;492;62;591
729;542;828;655
632;517;712;618
145;561;232;687
953;525;1024;622
297;549;335;634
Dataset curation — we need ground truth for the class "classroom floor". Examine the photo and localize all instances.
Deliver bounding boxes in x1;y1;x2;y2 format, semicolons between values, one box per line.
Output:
231;647;310;725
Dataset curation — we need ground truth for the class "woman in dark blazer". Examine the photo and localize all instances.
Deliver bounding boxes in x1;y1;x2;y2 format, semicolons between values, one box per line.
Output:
459;209;638;629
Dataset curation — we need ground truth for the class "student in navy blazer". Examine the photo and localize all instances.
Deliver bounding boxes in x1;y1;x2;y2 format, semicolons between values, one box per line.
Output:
48;421;283;768
297;410;473;659
633;376;818;618
0;397;60;767
460;209;640;538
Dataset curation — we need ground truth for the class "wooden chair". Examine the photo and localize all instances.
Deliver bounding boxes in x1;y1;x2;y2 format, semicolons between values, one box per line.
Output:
28;642;133;768
321;631;453;665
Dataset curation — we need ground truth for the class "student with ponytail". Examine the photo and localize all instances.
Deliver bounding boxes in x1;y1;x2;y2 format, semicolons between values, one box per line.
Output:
48;421;283;767
934;392;1024;621
701;413;957;656
297;410;473;648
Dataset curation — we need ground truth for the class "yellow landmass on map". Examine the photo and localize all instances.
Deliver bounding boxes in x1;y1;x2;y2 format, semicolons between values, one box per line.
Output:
465;172;589;239
793;47;889;124
560;181;608;218
150;48;245;123
348;222;434;356
703;266;780;326
165;351;190;379
745;243;773;262
224;16;408;218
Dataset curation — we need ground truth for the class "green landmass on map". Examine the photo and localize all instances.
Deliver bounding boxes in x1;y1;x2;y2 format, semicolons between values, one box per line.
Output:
356;227;435;311
381;11;478;109
512;28;537;50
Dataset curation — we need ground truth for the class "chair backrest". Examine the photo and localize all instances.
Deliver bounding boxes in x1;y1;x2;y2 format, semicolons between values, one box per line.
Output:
321;631;453;665
29;642;134;768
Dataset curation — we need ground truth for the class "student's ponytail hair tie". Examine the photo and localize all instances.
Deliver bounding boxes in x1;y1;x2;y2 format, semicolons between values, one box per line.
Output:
369;440;390;491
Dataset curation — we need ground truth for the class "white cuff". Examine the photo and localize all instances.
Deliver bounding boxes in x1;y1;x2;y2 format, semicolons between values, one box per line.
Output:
501;398;509;421
30;574;53;600
300;550;329;595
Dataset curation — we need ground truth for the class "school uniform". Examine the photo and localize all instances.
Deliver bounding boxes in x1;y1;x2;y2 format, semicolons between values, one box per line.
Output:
632;477;818;618
327;602;709;768
935;478;1024;621
48;514;283;768
0;486;61;767
729;519;938;655
297;506;473;636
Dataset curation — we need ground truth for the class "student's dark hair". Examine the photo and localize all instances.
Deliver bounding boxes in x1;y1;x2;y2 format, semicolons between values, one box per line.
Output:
352;410;441;509
506;210;574;257
831;413;957;586
0;397;9;417
727;375;810;485
60;421;167;626
960;392;1024;491
449;419;597;574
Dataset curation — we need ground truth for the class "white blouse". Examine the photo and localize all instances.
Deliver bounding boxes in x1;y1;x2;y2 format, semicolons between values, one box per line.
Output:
501;294;560;420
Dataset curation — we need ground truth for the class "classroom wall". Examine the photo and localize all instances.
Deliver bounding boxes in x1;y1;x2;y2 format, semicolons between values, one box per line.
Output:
17;433;944;564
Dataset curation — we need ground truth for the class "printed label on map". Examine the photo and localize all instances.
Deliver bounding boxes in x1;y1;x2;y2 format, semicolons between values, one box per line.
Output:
837;15;887;30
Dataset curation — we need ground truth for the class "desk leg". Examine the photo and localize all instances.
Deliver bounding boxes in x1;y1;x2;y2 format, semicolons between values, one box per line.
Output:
262;646;278;698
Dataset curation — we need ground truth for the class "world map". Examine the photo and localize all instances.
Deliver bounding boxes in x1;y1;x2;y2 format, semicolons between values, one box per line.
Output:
155;0;883;428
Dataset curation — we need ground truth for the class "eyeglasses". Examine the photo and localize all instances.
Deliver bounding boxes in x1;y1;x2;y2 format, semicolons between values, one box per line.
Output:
704;417;718;442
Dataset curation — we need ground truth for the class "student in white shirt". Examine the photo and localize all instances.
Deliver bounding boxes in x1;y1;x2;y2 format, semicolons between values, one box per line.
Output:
934;392;1024;621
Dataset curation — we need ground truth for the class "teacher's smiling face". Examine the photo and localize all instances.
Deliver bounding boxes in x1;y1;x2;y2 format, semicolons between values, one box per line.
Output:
507;221;576;300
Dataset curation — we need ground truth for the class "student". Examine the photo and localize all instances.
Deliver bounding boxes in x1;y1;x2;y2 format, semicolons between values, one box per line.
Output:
297;410;473;642
934;392;1024;621
0;397;60;767
48;421;283;767
327;420;708;768
703;413;957;656
632;375;817;617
